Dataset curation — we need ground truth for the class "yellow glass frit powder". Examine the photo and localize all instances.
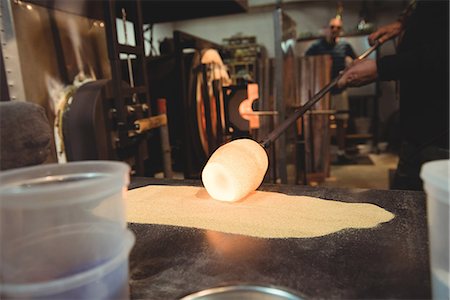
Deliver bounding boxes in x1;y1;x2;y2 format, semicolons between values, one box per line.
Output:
126;185;395;239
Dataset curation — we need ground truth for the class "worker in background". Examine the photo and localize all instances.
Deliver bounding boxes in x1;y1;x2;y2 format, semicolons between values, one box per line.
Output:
337;0;449;191
305;17;357;165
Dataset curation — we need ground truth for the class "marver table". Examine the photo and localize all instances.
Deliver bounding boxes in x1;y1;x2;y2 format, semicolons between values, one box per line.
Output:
127;178;430;299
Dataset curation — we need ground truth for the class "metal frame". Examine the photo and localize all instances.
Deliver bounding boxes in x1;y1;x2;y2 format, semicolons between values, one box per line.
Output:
273;3;288;183
103;0;152;176
0;0;26;101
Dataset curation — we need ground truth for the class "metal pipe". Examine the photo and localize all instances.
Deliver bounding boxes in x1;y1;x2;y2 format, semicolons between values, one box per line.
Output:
259;41;380;149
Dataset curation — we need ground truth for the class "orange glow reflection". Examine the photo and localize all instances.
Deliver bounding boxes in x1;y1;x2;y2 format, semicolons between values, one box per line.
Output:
205;230;266;261
238;83;260;129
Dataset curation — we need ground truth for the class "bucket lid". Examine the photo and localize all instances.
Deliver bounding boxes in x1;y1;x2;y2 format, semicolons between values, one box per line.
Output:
0;161;130;208
420;159;450;192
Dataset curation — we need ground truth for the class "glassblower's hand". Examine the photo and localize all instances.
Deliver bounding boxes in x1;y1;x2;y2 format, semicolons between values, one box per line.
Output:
368;21;402;45
337;59;378;89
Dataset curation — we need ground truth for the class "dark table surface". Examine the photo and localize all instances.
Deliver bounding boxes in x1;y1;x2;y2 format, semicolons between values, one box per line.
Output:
127;178;431;299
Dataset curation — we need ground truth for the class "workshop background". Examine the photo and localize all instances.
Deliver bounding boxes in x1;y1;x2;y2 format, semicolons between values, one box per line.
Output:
1;0;409;188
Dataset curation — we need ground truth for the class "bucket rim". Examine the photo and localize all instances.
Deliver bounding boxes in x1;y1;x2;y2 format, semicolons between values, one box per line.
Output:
0;161;130;208
420;159;450;200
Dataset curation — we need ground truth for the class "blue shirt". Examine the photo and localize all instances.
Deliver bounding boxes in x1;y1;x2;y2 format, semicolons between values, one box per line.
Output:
305;38;356;94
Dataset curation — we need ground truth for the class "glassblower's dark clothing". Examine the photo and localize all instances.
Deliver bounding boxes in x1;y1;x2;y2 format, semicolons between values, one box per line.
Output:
305;38;357;94
377;0;449;190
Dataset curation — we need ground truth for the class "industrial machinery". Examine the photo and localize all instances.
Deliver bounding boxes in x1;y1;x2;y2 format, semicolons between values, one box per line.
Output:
0;0;248;176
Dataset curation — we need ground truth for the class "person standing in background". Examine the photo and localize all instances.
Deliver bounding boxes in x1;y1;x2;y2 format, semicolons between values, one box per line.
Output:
337;0;449;191
305;16;357;164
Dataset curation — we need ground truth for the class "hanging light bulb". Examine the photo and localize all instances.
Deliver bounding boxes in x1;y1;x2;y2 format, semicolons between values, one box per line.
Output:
336;1;344;20
357;1;375;33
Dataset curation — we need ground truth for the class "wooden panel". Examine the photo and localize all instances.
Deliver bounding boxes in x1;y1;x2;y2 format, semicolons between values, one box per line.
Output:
297;54;332;184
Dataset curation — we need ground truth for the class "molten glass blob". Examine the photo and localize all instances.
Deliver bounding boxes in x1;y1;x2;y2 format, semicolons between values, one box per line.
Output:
201;138;269;202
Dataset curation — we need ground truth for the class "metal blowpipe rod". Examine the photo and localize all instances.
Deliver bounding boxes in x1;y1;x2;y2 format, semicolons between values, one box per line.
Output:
259;40;380;149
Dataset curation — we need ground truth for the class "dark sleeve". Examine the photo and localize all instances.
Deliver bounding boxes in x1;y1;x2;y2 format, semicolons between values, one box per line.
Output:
396;0;416;25
305;43;318;56
377;52;416;81
346;44;357;59
378;44;448;81
377;1;449;81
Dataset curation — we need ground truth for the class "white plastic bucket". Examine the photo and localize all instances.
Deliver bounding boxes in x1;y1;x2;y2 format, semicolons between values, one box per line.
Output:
0;226;135;299
0;161;130;243
420;159;450;300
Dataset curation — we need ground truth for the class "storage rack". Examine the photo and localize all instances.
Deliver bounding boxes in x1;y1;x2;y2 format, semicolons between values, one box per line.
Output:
222;35;262;85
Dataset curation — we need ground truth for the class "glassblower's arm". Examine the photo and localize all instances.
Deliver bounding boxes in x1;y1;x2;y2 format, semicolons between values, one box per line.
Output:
259;40;381;149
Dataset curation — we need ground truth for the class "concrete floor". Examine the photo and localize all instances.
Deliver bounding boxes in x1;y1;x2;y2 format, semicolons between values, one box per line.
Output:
318;152;399;190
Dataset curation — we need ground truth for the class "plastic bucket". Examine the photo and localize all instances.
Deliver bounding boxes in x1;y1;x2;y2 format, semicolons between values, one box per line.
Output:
0;225;135;299
0;161;130;243
420;159;450;300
